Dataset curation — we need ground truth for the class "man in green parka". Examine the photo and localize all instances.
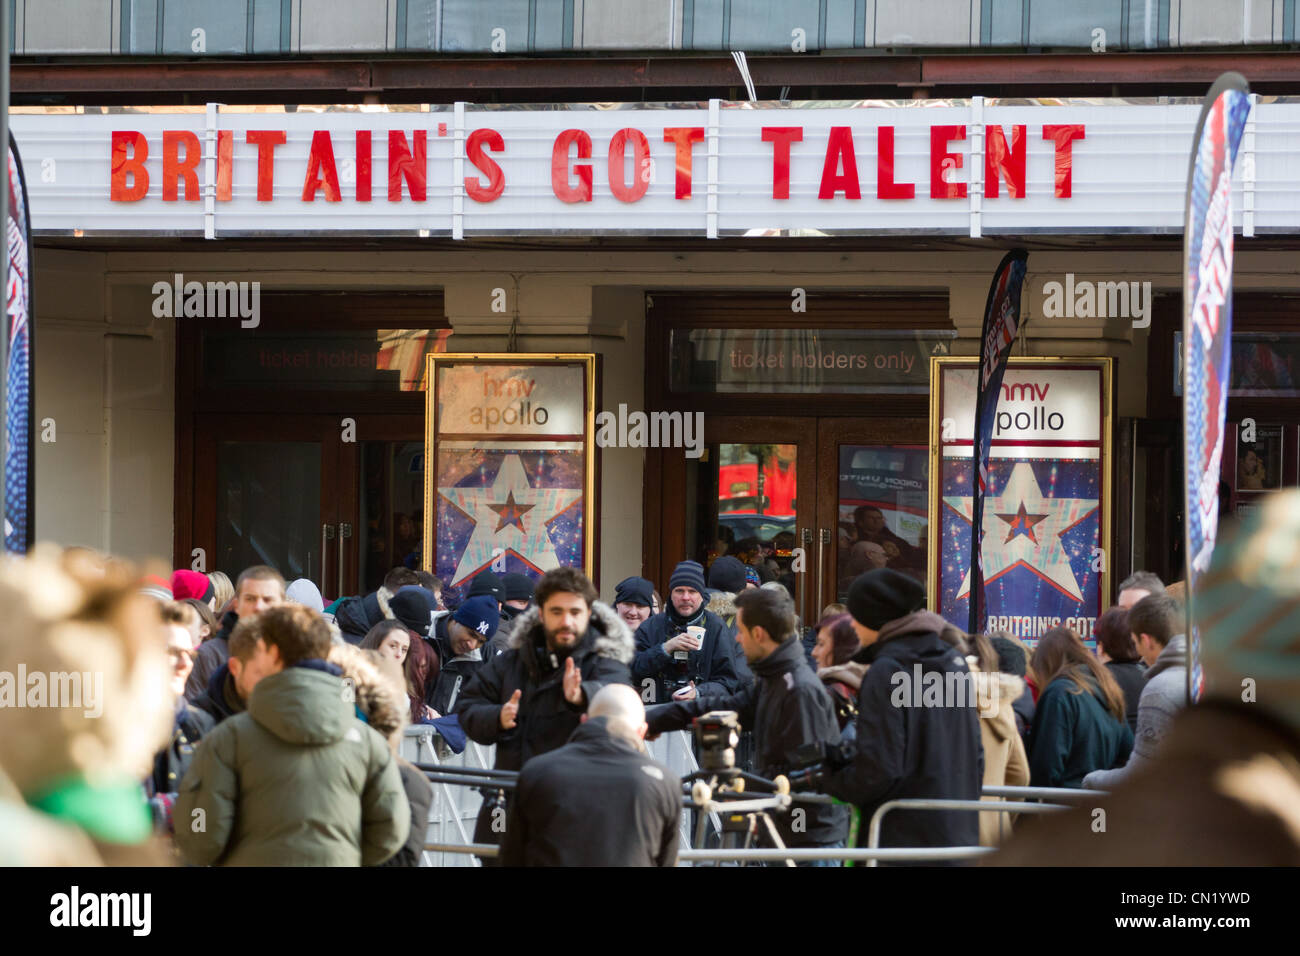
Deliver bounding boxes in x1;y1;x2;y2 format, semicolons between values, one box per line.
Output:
175;604;409;866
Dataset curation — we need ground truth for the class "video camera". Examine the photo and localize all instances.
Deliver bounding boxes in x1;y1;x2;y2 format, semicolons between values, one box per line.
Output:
693;711;743;772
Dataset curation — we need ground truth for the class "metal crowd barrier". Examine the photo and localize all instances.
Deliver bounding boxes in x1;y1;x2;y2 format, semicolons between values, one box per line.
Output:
411;741;1106;866
400;725;497;868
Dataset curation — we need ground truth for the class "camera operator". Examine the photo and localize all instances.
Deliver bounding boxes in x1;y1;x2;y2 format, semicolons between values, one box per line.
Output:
455;567;635;857
632;560;740;704
646;587;848;859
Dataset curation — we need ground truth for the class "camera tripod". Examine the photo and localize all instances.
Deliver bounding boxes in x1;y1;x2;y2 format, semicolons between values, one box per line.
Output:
681;766;796;866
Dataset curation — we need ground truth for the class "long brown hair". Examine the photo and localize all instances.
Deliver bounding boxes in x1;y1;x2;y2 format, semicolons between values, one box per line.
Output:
1032;626;1126;722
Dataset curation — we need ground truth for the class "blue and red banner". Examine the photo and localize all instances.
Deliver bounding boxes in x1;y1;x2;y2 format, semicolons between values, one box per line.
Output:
6;133;33;554
1183;73;1252;703
969;249;1029;633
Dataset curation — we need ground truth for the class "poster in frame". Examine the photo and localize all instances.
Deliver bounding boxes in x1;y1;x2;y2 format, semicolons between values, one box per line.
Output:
928;356;1114;647
423;353;596;591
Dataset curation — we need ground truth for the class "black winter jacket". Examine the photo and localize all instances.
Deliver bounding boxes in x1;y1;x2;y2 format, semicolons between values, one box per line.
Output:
376;758;433;867
185;609;239;701
1105;660;1147;733
499;718;680;867
193;661;245;725
148;698;215;797
632;608;740;705
647;636;850;848
425;612;489;716
823;611;984;859
455;601;635;773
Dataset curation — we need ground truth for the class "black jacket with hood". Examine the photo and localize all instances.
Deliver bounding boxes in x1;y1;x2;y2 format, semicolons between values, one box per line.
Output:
424;611;489;716
823;610;984;858
499;717;680;867
455;600;636;772
194;660;245;725
185;609;239;702
647;636;849;848
631;606;741;705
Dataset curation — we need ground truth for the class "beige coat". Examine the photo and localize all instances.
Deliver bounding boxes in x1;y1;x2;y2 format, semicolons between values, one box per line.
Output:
971;662;1030;846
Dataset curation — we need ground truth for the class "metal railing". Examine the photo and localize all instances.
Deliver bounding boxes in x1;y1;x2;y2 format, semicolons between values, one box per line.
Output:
412;746;1106;866
400;725;496;868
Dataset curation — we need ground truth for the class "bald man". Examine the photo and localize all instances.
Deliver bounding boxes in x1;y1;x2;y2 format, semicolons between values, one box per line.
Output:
499;685;681;867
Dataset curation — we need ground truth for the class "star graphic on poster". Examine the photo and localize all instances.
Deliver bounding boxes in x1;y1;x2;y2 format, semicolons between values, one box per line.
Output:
489;490;534;533
439;453;581;586
944;461;1098;602
995;502;1048;544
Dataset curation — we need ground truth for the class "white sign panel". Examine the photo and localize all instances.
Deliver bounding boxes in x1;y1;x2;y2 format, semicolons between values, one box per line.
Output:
9;98;1296;237
436;363;585;436
942;366;1103;459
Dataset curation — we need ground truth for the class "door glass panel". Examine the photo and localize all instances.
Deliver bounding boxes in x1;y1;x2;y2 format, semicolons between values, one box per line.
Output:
359;441;426;593
687;442;800;593
835;444;929;601
216;442;321;581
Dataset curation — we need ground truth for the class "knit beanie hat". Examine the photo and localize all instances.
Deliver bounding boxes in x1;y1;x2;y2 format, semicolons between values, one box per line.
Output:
171;570;215;604
668;560;707;594
501;572;535;604
390;585;439;637
1194;490;1300;732
285;578;324;613
454;595;500;641
613;576;654;608
468;570;504;603
707;556;747;594
846;568;926;630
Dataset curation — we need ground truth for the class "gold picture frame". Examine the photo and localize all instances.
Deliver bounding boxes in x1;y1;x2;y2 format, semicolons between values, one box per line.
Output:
927;355;1114;636
423;353;598;586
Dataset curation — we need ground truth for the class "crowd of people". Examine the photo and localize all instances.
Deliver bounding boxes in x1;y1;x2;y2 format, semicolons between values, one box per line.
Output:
3;489;1300;866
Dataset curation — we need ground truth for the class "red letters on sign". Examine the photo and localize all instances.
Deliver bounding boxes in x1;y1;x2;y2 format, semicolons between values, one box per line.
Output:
161;130;200;202
215;130;233;202
984;124;1025;199
762;127;803;200
389;130;427;202
663;127;704;199
246;130;286;202
110;131;149;202
877;126;914;200
929;125;966;199
818;127;861;200
608;128;651;203
356;131;372;202
302;131;342;202
465;128;505;202
1043;124;1086;198
552;129;593;203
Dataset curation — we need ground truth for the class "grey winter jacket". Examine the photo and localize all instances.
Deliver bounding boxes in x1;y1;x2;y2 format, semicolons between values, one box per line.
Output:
1083;634;1187;790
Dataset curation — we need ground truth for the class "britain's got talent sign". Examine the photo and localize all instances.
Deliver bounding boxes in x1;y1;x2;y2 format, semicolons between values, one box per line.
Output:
929;357;1113;644
423;354;596;590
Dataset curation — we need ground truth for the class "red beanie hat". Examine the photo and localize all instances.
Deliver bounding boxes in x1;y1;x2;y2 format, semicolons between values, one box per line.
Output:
171;570;215;603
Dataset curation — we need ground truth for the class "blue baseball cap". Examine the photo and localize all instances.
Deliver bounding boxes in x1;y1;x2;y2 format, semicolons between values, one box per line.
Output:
453;595;500;641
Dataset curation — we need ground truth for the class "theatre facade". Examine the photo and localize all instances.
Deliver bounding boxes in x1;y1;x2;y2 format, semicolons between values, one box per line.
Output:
16;97;1300;630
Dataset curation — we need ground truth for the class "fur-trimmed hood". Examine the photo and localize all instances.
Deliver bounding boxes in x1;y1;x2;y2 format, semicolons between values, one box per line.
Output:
327;642;409;748
819;660;869;691
705;590;737;621
503;600;635;668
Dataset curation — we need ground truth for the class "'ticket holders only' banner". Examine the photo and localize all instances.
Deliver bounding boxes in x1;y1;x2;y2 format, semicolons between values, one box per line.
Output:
930;357;1113;646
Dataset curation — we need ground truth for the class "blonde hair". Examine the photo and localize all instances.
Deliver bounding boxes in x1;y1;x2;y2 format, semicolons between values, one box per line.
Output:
208;571;235;612
0;546;174;796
